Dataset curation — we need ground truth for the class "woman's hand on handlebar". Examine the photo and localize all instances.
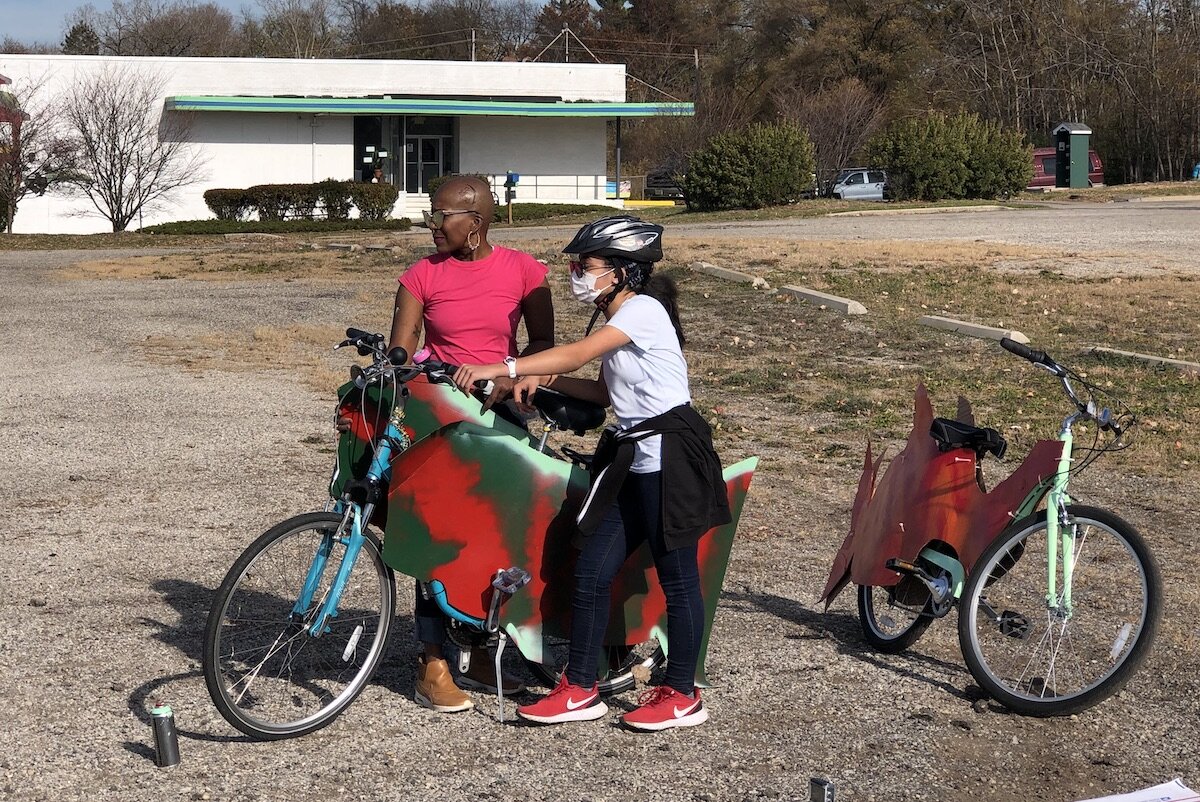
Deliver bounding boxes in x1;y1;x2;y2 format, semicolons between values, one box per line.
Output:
480;376;515;411
454;363;505;397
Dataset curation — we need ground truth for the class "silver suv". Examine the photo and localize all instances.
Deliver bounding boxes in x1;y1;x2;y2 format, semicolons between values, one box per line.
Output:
831;168;888;201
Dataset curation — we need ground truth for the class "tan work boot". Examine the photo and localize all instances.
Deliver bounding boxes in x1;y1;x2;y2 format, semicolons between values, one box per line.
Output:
415;654;473;713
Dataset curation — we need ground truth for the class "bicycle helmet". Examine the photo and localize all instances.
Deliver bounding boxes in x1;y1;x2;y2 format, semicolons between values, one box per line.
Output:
563;216;665;331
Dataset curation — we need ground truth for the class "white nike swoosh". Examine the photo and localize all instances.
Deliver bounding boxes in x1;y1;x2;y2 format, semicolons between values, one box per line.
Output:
673;702;699;718
566;694;596;710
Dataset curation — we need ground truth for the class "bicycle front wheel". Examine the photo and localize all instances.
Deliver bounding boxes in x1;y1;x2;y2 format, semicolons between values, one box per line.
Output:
957;505;1161;716
203;511;396;740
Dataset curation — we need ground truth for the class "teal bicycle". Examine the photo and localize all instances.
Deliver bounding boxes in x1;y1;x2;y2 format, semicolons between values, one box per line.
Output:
830;338;1163;716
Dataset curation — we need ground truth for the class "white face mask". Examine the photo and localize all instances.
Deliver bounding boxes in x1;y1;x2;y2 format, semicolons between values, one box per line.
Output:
569;267;615;304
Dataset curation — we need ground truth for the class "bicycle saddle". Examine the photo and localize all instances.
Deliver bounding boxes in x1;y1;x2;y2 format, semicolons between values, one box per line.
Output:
531;387;606;435
929;418;1007;459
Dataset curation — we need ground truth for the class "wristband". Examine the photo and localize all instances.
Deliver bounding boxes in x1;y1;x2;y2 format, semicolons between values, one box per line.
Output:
504;356;518;379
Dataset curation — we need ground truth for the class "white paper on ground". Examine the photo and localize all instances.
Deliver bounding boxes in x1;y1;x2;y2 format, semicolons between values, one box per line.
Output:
1075;779;1198;802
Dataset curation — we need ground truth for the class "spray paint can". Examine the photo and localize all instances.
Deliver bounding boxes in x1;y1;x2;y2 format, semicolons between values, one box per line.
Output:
150;704;180;767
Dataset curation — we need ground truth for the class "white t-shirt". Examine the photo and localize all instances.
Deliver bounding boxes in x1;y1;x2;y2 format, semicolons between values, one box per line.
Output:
601;294;692;473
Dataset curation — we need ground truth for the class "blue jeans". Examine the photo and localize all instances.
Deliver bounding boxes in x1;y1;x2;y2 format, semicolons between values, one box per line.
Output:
565;470;704;696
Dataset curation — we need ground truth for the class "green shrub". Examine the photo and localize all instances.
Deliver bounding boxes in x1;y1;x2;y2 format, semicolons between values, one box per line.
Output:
349;182;400;220
203;188;254;221
868;113;1031;201
315;179;353;220
247;183;318;220
684;123;815;211
140;218;413;235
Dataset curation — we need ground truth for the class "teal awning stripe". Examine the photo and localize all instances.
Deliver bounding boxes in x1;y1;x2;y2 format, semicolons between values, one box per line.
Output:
165;96;693;117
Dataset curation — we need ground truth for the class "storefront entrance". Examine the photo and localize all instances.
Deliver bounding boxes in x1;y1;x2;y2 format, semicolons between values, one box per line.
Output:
353;115;454;193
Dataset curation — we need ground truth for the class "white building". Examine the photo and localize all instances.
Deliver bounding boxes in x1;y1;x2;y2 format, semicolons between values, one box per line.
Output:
0;54;691;234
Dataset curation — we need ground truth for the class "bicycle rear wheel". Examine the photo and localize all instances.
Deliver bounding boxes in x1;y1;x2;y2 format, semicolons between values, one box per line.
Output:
957;505;1161;716
525;637;665;696
858;580;934;653
203;511;396;740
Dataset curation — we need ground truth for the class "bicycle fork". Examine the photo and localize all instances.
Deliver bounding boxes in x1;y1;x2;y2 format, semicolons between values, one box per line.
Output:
296;407;407;639
293;501;375;639
1045;419;1077;618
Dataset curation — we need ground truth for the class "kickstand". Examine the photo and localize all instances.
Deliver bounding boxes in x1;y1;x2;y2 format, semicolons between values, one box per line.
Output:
494;631;508;723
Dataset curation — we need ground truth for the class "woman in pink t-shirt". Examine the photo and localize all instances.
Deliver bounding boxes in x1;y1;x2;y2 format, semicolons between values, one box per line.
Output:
390;176;553;406
388;176;555;714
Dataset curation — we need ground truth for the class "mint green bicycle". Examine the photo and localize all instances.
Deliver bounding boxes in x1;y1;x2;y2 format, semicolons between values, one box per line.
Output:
953;338;1162;715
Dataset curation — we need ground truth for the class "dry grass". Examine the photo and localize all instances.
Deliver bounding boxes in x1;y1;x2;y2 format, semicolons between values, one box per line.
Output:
1023;182;1200;203
140;324;350;391
62;243;423;282
86;233;1198;482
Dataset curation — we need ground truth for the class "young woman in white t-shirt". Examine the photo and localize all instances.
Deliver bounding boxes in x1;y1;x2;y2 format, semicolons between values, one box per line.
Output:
454;216;727;732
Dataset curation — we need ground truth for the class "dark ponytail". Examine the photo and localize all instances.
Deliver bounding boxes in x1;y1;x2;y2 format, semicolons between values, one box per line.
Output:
638;272;686;347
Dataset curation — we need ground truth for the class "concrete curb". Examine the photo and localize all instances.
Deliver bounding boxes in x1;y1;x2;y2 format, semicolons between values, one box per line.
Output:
779;285;867;315
919;315;1029;343
1091;346;1200;373
827;204;1007;218
688;261;771;290
222;232;287;242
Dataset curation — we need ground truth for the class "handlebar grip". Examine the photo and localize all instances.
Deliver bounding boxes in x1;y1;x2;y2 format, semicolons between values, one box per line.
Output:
345;327;372;341
1000;337;1056;370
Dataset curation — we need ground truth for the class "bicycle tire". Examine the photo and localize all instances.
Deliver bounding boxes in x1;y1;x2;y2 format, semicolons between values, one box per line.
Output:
957;505;1161;716
858;581;934;653
203;511;396;740
525;638;666;696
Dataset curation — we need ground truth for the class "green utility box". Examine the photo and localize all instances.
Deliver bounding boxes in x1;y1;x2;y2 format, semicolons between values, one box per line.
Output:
1053;122;1092;189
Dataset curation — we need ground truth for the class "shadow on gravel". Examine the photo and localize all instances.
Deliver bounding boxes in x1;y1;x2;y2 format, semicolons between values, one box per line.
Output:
133;577;418;737
127;670;252;743
721;587;972;703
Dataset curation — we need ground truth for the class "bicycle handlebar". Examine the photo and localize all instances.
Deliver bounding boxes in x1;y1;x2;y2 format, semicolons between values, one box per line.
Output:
1000;337;1064;376
999;338;1132;435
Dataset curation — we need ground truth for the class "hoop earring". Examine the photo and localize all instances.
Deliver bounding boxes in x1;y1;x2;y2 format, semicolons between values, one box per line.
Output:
467;230;480;252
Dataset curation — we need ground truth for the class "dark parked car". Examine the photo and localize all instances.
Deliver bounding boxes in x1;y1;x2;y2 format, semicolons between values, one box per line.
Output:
644;169;685;201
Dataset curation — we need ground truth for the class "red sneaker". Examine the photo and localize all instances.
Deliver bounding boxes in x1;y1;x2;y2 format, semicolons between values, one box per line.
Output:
621;686;708;731
516;675;608;724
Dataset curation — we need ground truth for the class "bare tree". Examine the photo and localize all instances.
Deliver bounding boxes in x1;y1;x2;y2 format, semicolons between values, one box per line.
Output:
61;67;205;232
0;76;78;234
775;77;888;185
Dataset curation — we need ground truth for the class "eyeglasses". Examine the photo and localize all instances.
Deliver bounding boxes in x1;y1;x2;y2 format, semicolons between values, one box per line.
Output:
569;259;612;277
422;209;475;229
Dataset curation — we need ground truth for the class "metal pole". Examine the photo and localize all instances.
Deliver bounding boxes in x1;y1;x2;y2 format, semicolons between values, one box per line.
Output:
471;28;476;61
563;23;569;62
615;118;622;204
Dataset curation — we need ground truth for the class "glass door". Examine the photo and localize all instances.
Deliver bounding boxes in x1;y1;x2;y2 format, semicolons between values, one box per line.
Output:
405;136;445;194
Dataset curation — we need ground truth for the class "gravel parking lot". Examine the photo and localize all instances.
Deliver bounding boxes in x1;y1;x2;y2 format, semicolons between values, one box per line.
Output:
2;201;1198;802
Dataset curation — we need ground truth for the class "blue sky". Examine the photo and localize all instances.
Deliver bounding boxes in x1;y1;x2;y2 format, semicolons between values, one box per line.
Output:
4;0;249;46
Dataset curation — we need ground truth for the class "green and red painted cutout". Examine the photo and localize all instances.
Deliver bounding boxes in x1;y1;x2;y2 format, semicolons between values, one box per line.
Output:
820;383;1063;607
334;377;756;685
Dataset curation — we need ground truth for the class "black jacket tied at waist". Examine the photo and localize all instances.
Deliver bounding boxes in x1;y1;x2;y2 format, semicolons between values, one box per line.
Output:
576;403;731;551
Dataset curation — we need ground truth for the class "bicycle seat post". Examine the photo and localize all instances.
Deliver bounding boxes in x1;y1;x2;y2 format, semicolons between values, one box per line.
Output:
535;416;556;453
